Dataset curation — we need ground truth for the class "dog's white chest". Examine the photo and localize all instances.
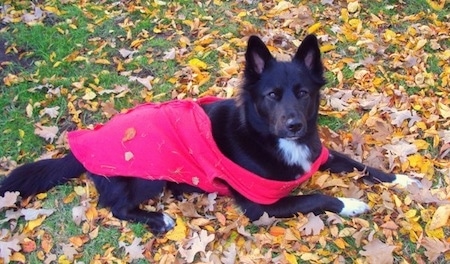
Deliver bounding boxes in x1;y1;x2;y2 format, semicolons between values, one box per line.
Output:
278;139;312;172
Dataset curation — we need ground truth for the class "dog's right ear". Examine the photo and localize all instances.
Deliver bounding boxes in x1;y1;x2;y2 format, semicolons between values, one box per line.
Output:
245;36;273;78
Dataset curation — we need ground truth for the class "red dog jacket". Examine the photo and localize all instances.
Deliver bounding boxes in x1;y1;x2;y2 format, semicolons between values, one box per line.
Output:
68;97;329;205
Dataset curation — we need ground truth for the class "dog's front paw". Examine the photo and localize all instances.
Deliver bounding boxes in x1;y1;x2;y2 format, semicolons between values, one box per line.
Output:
392;174;422;188
338;198;370;217
151;213;175;235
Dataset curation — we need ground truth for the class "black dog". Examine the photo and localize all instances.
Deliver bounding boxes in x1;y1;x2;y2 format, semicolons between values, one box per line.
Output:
0;35;417;234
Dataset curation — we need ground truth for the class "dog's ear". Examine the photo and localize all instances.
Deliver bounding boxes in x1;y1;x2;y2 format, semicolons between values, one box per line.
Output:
245;36;273;77
294;35;324;80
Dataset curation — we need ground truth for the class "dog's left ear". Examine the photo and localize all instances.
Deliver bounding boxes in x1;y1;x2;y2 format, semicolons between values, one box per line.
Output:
293;35;324;80
245;36;274;78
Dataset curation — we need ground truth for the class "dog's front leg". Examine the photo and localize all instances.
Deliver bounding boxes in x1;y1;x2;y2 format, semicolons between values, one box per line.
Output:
320;149;420;188
231;190;369;221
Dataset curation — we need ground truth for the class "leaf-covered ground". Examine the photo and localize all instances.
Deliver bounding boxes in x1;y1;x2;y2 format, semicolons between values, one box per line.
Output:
0;0;449;263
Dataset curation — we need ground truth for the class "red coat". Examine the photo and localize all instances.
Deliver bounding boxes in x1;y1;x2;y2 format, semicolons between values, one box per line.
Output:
68;97;329;205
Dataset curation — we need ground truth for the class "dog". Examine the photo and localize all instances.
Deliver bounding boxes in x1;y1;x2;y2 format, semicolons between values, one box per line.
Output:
0;34;417;234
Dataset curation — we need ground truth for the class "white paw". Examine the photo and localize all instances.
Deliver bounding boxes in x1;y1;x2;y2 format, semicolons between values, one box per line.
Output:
392;174;422;188
163;213;175;230
338;198;370;217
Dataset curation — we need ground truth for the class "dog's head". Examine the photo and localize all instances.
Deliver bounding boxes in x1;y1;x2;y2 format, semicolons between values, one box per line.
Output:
240;35;326;142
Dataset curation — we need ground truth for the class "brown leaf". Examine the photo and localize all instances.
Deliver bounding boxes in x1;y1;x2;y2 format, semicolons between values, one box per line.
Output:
359;238;396;264
420;237;450;262
61;243;78;261
300;213;325;236
34;124;59;143
119;237;144;260
178;202;201;218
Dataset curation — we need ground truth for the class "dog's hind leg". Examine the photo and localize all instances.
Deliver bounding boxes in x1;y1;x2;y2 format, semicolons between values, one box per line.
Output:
89;174;175;234
320;149;420;188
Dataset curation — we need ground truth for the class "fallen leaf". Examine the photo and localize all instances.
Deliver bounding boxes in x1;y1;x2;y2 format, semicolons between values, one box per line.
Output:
34;124;59;143
40;106;60;119
166;217;187;241
300;213;325;236
124;151;134;161
428;204;450;230
119;237;144;260
178;230;215;263
359;238;396;264
0;236;21;263
220;243;237;264
122;127;136;142
253;212;278;226
0;191;20;209
421;237;450;262
21;208;54;221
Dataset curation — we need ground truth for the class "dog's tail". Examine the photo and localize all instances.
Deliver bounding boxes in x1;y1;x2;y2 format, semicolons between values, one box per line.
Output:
0;152;86;198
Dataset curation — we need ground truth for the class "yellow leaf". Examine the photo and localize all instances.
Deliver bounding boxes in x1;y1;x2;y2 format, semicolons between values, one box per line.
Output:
384;29;396;42
18;129;25;138
425;222;445;239
237;11;247;17
86;207;98;222
414;39;427;51
188;58;208;70
334;237;347;249
166;217;187;241
429;204;450;230
10;252;26;263
307;22;321;34
130;38;145;48
24;216;46;233
320;44;335;53
94;58;111;65
53;61;62;68
271;1;293;13
407;153;423;168
74;186;85;196
405;209;417;219
284;251;298;264
426;0;445;10
414;139;430;150
82;88;97;100
116;60;125;72
58;255;71;264
438;102;450;118
340;9;349;23
63;192;76;203
44;6;61;15
50;51;57;62
347;1;360;13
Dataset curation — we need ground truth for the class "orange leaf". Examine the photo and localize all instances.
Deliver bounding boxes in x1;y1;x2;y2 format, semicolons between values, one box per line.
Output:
269;226;285;236
122;127;136;142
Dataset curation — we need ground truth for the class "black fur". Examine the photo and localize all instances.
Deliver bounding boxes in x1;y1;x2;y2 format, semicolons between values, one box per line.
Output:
0;35;402;234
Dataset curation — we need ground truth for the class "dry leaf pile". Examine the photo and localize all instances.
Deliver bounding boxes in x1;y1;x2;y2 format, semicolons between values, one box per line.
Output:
0;0;449;263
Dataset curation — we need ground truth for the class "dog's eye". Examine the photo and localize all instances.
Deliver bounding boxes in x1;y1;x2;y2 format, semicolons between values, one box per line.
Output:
268;91;281;100
297;90;309;98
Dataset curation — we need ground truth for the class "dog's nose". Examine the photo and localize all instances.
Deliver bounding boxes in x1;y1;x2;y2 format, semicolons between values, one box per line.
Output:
286;118;303;133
